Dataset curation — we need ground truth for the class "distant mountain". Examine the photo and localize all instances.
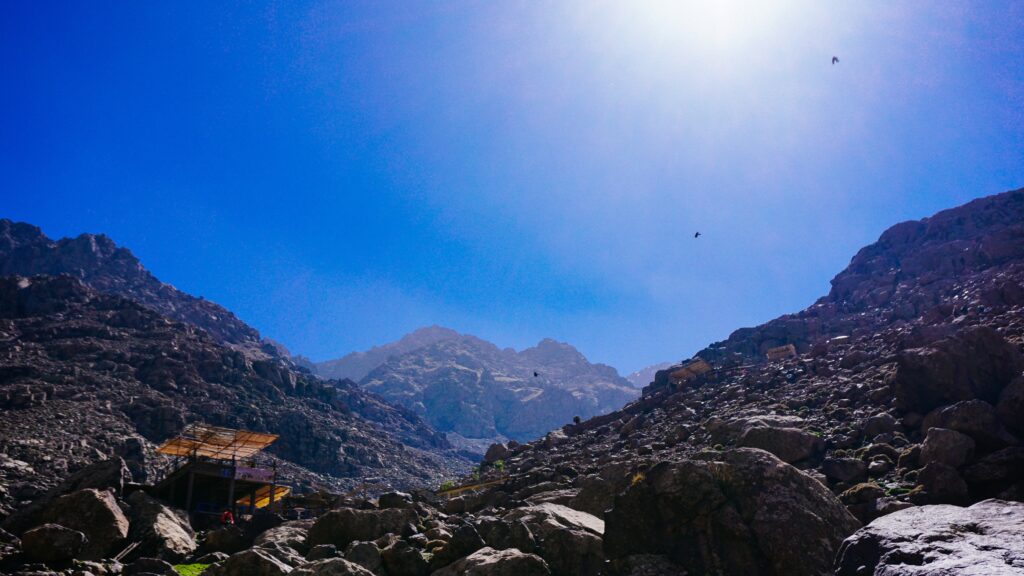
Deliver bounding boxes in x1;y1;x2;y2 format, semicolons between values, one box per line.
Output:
0;220;276;358
316;325;460;381
353;330;639;443
624;362;673;388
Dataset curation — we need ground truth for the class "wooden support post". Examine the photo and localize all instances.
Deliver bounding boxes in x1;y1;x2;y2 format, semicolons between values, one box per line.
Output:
227;458;236;515
185;469;195;512
249;490;256;515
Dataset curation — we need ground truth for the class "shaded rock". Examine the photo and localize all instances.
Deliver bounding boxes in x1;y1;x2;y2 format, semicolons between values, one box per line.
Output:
997;376;1024;434
292;558;375;576
736;426;823;463
504;503;604;576
835;499;1024;575
483;443;510;464
605;554;686;576
918;462;970;504
427;524;484;571
377;492;414;510
206;547;294;576
126;490;195;562
429;546;551;576
922;400;1017;450
343;541;383;574
603;448;860;576
307;508;417;549
921;427;975;468
305;544;339;562
381;539;429;576
43;488;129;560
892;326;1023;413
20;524;86;565
961;447;1024;499
203;525;250;554
822;458;868;484
863;413;900;439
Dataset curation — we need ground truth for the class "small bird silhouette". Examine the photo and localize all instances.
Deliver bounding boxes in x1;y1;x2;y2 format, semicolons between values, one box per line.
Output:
832;56;839;65
694;232;701;238
533;371;539;377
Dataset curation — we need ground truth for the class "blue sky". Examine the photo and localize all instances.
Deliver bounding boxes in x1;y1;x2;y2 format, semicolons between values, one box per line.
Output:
2;1;1023;372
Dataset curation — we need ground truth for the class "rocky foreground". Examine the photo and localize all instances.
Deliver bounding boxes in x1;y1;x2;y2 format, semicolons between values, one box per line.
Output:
0;188;1023;576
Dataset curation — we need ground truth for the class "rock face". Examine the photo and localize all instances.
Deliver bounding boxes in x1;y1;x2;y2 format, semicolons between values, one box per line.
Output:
604;449;860;576
431;546;551;576
354;331;638;443
20;523;87;564
315;326;461;382
835;499;1024;575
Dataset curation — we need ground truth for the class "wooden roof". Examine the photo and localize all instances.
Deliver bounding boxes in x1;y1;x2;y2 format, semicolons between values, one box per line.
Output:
156;423;278;460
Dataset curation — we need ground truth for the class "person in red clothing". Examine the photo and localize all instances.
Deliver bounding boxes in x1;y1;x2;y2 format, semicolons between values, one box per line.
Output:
220;509;235;526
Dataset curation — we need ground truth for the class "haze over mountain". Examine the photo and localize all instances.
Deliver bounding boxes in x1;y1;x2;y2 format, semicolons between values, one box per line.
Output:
623;362;673;389
317;328;639;446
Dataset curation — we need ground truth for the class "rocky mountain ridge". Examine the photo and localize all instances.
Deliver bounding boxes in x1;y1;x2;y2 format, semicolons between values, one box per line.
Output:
315;326;461;382
0;220;279;359
357;332;639;444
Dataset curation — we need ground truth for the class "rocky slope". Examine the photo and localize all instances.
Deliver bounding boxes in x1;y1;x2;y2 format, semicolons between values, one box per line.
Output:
355;332;639;445
0;275;468;516
0;220;278;358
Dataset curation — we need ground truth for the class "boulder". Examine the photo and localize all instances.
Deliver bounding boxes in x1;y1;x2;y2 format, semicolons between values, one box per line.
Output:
2;458;131;535
344;541;383;573
305;544;339;562
429;546;551;576
961;447;1024;499
307;508;417;549
920;427;975;468
43;488;129;560
863;412;900;439
822;458;868;484
603;448;860;576
377;492;414;510
483;443;510;464
203;525;250;554
997;376;1024;434
20;523;87;565
381;539;429;576
922;400;1017;450
126;490;196;562
892;326;1023;413
291;558;376;576
504;503;604;576
917;462;969;504
255;521;312;554
427;524;485;571
473;516;536;552
206;547;294;576
835;499;1024;575
736;426;823;463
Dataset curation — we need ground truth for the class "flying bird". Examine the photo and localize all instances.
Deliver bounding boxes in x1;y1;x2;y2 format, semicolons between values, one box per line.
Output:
832;56;839;65
533;371;539;377
694;232;701;238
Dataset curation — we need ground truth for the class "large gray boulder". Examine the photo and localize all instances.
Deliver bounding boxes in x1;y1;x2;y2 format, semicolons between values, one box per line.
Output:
429;546;551;576
505;503;605;576
307;508;417;549
126;490;196;561
922;400;1017;450
255;521;313;554
737;426;823;463
835;499;1024;575
43;488;129;560
603;448;860;576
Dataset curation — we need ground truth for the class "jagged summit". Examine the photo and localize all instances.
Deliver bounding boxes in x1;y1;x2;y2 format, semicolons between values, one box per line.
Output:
316;325;463;381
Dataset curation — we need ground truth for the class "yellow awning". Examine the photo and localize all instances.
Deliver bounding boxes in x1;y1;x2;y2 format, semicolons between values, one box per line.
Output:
156;423;278;460
238;485;291;509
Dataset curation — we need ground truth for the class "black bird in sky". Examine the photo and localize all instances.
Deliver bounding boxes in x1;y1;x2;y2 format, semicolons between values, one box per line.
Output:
533;371;539;377
694;231;701;238
832;56;839;65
